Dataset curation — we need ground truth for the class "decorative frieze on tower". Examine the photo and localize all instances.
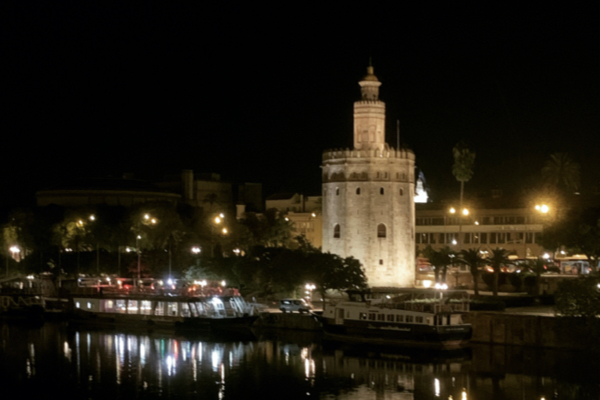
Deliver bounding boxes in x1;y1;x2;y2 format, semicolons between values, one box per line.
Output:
322;65;416;288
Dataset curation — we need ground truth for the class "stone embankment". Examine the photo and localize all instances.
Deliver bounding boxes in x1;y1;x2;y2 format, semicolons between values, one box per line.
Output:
465;310;600;350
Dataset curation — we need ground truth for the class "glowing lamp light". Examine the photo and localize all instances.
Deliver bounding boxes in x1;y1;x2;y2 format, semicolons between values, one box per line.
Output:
191;246;201;254
222;228;228;234
214;217;221;224
452;239;457;245
422;280;432;288
144;214;149;220
542;253;550;259
449;207;456;214
89;215;95;221
462;208;469;216
536;204;550;213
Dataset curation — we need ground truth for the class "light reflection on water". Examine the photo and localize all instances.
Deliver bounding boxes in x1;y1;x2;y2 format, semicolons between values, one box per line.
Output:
1;322;600;399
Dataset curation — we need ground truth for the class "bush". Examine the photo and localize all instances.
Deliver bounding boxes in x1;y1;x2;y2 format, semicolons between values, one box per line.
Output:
555;276;600;317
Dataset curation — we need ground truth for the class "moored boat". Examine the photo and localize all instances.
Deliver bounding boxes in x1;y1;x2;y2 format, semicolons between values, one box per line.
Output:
319;287;472;349
70;285;261;333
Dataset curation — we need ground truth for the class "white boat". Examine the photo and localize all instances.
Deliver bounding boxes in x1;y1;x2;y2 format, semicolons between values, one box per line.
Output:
319;287;472;349
71;286;261;333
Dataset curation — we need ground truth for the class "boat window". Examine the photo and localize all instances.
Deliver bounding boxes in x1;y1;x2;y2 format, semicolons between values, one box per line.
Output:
387;314;394;322
368;313;376;320
416;316;423;323
75;302;80;309
189;303;199;317
102;300;114;312
359;313;367;320
127;300;139;314
168;302;178;316
406;315;414;323
396;314;404;322
211;298;225;317
155;301;165;316
141;300;152;315
377;314;385;321
116;300;127;314
181;303;191;318
87;302;92;310
196;302;205;315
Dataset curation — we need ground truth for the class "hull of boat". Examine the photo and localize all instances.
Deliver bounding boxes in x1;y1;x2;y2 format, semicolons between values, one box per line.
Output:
320;318;472;349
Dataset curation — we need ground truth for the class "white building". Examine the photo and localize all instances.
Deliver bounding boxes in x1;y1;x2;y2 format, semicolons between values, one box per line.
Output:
321;65;416;287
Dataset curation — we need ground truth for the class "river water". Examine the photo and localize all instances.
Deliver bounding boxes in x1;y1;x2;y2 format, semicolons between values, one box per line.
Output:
0;321;599;399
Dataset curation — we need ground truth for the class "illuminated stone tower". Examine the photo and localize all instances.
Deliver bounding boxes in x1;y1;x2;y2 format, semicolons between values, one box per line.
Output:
322;65;416;288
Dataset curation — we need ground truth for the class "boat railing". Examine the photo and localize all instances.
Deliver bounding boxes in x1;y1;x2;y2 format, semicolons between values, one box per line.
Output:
68;285;242;298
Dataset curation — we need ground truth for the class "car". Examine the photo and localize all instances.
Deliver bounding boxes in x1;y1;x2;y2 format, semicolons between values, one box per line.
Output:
279;298;311;313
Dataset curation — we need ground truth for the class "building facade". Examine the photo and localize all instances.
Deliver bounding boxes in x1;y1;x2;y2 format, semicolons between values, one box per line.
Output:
266;193;323;248
415;204;546;259
321;66;416;287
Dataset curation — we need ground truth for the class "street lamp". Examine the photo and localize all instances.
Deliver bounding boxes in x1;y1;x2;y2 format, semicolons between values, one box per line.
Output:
136;235;142;287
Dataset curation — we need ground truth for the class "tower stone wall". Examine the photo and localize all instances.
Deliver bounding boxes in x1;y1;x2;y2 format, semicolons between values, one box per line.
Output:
321;67;416;287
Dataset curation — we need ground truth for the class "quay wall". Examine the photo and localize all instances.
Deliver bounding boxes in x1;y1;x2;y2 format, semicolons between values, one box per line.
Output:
465;312;600;350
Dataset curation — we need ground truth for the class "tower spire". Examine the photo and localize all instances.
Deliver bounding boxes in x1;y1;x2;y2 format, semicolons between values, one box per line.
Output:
354;63;385;150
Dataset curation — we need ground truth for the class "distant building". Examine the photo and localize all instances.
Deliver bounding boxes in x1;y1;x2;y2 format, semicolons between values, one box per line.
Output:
415;201;546;259
321;65;416;287
266;193;322;248
36;178;180;207
36;170;262;220
156;170;263;217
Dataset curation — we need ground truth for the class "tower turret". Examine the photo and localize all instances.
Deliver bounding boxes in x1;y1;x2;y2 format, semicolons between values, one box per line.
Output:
354;65;386;151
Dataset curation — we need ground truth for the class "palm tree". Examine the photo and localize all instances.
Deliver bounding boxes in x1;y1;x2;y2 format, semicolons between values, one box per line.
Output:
423;245;452;284
452;140;475;247
486;248;510;297
527;257;546;296
541;152;580;194
458;248;485;296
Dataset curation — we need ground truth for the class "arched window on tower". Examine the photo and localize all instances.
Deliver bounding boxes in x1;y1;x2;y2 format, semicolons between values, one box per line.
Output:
380;187;385;195
336;187;340;196
333;224;341;238
356;187;361;195
400;188;404;196
377;224;386;238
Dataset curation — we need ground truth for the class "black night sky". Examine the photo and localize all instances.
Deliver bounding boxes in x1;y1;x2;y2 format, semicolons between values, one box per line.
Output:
2;3;599;207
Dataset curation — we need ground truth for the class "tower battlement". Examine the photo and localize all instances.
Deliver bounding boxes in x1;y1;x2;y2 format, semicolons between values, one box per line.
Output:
322;147;415;162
